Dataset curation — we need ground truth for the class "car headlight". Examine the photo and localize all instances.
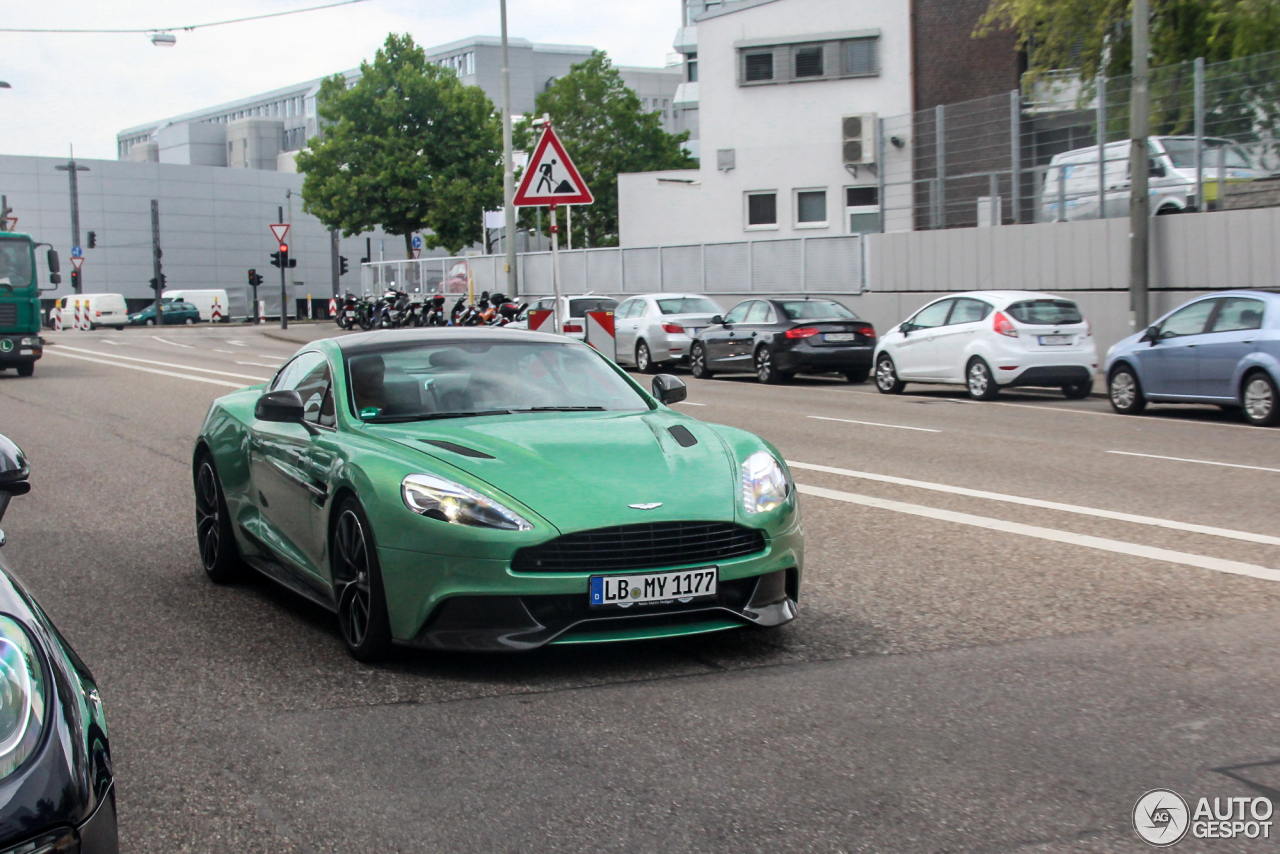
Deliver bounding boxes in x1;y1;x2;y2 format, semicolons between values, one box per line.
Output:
19;338;39;347
0;616;47;780
741;451;790;514
401;473;533;531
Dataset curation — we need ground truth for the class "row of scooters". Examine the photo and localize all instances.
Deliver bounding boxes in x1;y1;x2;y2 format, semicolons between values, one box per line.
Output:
333;290;526;330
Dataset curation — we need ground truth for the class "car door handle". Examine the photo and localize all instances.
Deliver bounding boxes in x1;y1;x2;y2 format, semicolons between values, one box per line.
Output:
750;331;757;337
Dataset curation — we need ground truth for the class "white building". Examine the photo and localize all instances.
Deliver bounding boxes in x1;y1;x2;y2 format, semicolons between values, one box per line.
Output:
619;0;912;246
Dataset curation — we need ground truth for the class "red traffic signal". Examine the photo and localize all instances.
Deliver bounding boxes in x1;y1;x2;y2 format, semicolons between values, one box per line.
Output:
279;243;288;253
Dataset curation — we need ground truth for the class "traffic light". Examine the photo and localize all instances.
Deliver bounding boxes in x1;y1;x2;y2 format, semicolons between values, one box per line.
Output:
270;250;282;269
149;274;167;291
70;269;81;291
87;231;96;248
247;268;264;287
339;255;349;276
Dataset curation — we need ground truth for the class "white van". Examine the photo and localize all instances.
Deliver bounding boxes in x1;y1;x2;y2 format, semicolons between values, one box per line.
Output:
50;293;129;329
1038;136;1262;222
162;289;230;322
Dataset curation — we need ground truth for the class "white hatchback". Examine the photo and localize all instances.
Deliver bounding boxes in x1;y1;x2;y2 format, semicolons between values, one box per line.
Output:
874;291;1097;400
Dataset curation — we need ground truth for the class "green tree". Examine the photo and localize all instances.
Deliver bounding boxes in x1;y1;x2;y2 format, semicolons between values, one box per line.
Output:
977;0;1280;82
514;51;696;248
297;33;502;256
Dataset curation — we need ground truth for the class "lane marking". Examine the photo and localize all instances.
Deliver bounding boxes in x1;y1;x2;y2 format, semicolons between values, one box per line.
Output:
807;415;940;433
213;349;235;354
100;340;125;346
49;345;270;382
235;360;285;369
151;336;194;349
786;459;1280;547
676;401;707;406
227;341;247;346
1108;450;1280;474
44;350;251;388
798;484;1280;583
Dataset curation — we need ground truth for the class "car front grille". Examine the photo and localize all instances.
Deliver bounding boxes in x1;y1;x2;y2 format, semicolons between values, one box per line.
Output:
512;521;767;573
0;304;16;327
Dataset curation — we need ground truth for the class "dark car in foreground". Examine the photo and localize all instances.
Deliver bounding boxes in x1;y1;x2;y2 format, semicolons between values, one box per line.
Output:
0;434;117;852
127;300;201;326
690;298;876;384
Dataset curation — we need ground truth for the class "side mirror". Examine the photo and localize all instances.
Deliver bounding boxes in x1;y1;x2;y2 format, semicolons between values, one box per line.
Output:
255;390;306;423
652;374;688;405
1148;159;1166;178
0;434;31;529
1140;325;1160;344
710;315;724;326
900;322;913;336
46;249;60;274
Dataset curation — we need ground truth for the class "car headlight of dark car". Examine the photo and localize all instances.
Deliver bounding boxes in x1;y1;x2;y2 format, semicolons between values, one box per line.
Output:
0;615;47;781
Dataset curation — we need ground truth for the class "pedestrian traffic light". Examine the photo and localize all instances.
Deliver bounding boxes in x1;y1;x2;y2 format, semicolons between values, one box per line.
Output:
87;231;96;249
339;255;349;276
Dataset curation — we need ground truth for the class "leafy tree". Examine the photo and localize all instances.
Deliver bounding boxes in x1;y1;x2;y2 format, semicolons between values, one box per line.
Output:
297;33;502;256
977;0;1280;82
514;51;696;248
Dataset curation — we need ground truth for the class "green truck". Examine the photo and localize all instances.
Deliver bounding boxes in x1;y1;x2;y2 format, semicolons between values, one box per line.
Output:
0;229;60;377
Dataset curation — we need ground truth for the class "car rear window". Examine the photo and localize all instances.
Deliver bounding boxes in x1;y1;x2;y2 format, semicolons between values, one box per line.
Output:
657;297;720;315
780;300;857;320
569;298;618;316
1005;299;1083;325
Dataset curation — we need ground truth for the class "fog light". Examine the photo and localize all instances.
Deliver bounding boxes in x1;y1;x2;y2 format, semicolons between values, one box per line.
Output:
0;827;77;853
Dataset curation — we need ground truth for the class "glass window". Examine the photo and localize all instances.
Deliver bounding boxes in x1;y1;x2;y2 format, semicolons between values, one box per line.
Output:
0;239;34;289
657;297;721;315
294;361;335;427
744;52;774;82
780;300;857;320
948;298;993;324
846;186;878;207
1158;300;1217;338
796;190;827;224
843;37;878;76
568;298;618;316
745;301;771;323
615;299;638;319
909;300;954;329
687;54;698;83
272;351;327;392
1162;139;1251;169
723;302;752;324
1005;299;1084;325
747;192;777;226
1209;297;1265;333
794;46;824;78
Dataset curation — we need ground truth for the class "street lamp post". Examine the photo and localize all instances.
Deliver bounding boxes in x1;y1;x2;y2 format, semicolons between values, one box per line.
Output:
54;151;90;294
500;0;517;296
1128;0;1151;330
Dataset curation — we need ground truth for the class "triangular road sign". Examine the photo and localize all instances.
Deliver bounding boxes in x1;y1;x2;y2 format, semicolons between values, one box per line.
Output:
2;217;17;231
269;223;291;243
513;126;594;206
71;257;85;271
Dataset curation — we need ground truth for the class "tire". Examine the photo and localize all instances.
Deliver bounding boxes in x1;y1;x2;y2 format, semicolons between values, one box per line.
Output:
88;323;97;331
1108;364;1147;414
184;317;194;325
1062;381;1092;400
844;367;870;384
1241;371;1280;427
194;455;243;583
331;498;394;662
966;358;1000;400
755;347;787;384
636;340;658;374
145;318;156;327
16;362;34;378
690;343;713;379
875;354;905;394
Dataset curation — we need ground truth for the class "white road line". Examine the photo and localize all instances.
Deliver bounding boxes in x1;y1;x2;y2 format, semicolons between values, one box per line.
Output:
151;336;194;349
1108;450;1280;474
235;360;285;369
786;459;1280;547
227;341;247;346
50;345;269;382
676;402;707;406
807;415;941;433
212;349;235;354
44;350;251;388
100;340;125;346
798;484;1280;584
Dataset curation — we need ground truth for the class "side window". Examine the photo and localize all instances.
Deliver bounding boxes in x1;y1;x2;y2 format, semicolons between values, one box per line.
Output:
723;302;752;324
909;299;954;329
745;301;771;323
1210;298;1265;333
949;298;992;325
1159;300;1217;339
616;299;637;319
271;351;326;392
294;361;334;427
634;300;650;318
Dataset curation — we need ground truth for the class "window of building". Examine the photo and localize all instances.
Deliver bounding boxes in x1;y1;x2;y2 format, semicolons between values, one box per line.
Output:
739;34;880;86
794;46;824;78
845;186;879;234
843;37;878;76
745;192;778;229
795;189;828;227
687;52;698;82
744;51;774;82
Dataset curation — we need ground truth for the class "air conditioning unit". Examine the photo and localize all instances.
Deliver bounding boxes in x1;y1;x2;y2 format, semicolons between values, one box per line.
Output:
842;114;877;166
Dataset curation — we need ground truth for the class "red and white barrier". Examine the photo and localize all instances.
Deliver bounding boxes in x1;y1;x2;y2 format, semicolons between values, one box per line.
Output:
211;298;224;322
528;309;554;333
50;307;62;331
585;310;616;360
80;300;91;331
328;298;337;318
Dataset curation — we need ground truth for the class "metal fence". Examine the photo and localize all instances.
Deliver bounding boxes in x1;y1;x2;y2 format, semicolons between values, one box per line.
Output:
361;234;865;297
878;49;1280;231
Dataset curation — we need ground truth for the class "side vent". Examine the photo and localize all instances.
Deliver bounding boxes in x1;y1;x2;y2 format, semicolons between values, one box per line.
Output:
668;425;697;447
421;440;495;460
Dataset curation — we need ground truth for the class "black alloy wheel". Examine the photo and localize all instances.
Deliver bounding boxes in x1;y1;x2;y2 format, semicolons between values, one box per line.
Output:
1242;371;1280;427
690;343;713;379
195;456;242;583
16;363;34;378
966;358;1000;401
636;340;658;374
1108;365;1147;415
844;367;870;384
755;347;789;384
875;354;905;394
331;498;394;662
1062;381;1092;400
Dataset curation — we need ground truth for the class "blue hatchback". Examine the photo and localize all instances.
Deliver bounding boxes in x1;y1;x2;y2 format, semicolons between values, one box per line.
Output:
1105;290;1280;426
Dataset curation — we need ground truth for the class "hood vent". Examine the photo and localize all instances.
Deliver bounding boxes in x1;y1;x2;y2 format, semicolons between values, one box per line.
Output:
668;425;698;447
421;440;494;460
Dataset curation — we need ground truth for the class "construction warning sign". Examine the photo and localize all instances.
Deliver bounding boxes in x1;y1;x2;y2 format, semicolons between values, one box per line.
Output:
513;126;594;206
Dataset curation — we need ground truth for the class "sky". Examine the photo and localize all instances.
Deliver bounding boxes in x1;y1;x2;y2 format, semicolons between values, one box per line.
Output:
0;0;680;160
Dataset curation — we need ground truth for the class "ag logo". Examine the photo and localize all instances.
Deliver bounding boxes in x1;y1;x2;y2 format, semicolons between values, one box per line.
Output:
1134;789;1190;846
0;339;12;354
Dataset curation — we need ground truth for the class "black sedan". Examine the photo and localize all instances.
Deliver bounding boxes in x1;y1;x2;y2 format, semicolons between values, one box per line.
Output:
690;298;876;384
0;435;117;853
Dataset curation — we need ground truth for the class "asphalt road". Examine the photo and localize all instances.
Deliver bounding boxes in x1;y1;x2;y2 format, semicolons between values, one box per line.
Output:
2;323;1279;853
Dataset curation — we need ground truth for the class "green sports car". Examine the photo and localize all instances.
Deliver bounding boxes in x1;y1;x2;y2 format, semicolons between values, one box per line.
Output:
192;328;802;661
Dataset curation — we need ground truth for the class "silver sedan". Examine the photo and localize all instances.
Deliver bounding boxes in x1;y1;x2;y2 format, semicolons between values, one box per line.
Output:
613;294;725;373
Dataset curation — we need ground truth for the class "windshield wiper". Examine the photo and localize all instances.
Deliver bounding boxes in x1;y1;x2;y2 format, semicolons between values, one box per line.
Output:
515;406;607;412
364;410;514;423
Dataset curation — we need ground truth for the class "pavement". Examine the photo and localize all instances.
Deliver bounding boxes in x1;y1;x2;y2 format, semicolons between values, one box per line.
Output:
1;324;1277;852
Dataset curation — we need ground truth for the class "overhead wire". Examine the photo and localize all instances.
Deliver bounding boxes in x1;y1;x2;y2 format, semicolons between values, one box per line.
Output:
0;0;372;35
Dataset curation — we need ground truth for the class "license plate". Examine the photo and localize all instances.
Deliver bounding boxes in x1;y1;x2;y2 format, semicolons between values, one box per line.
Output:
590;567;717;608
345;311;356;317
1039;334;1073;346
686;328;701;335
824;332;855;342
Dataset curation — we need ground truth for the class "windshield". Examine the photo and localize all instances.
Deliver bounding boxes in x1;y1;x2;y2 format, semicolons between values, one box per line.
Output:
1162;139;1251;170
346;340;649;422
657;297;720;315
780;300;857;320
0;239;34;290
568;298;618;316
1006;299;1084;325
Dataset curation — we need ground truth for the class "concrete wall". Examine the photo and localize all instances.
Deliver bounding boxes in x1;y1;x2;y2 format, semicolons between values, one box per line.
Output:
226;119;284;171
157;122;227;168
